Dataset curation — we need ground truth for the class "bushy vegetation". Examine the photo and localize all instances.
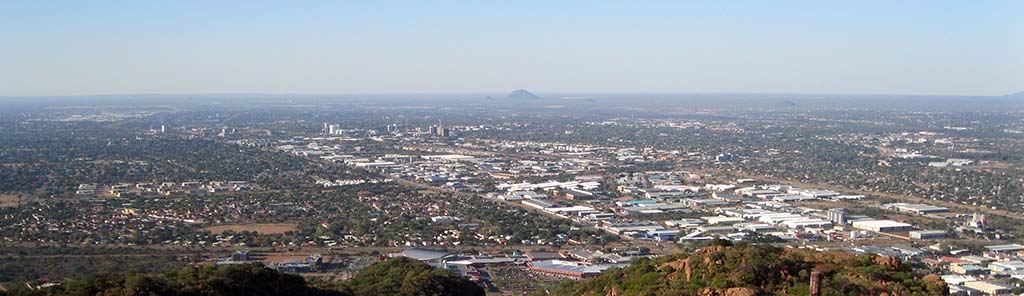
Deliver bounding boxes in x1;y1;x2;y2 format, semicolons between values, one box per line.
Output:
2;258;484;296
543;240;948;296
323;257;486;296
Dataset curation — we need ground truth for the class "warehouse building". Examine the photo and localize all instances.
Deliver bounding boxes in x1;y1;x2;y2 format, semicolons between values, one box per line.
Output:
909;230;947;239
963;281;1011;295
984;244;1024;256
781;219;833;229
702;216;746;225
527;260;617;279
885;203;950;215
522;199;555;210
852;220;914;232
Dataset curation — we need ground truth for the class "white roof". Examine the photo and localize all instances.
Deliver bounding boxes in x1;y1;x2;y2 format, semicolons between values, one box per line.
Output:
852;220;912;228
703;216;745;221
547;206;595;213
985;244;1024;252
421;154;475;160
964;281;1011;291
991;261;1024;269
940;275;977;285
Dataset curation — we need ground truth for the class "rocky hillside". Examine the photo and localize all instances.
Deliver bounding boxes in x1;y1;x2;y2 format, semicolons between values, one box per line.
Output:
544;240;947;296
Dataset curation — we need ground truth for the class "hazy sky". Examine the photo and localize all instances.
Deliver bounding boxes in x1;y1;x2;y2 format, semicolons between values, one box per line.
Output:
1;1;1021;96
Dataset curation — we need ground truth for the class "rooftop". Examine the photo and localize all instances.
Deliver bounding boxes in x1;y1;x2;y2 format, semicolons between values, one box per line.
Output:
401;248;451;261
985;244;1024;253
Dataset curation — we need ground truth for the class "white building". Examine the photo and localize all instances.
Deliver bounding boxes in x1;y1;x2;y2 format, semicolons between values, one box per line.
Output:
852;220;913;232
963;281;1011;295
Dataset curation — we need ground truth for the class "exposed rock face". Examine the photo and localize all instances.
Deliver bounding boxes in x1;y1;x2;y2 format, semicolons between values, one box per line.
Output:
699;287;758;296
604;285;619;296
558;243;949;296
873;256;903;270
923;274;948;291
659;257;690;280
658;245;730;281
810;271;822;296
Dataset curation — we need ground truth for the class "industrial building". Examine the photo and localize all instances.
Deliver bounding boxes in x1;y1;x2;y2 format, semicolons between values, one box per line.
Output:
522;199;555;210
771;195;818;202
984;244;1024;255
963;281;1011;295
909;230;947;239
527;260;615;279
851;220;914;232
787;188;840;198
781;219;833;229
702;216;745;225
885;203;950;215
644;229;680;241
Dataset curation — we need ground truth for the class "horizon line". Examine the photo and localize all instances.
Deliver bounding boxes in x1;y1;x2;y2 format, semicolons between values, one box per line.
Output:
0;89;1018;99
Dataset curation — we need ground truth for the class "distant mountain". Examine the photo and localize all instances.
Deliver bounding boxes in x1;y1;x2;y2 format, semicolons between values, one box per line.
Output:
504;89;542;100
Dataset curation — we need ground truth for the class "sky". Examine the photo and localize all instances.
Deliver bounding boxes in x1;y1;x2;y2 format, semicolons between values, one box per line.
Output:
1;1;1021;97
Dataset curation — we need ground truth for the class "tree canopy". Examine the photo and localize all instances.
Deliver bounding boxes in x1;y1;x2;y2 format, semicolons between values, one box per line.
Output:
2;258;484;296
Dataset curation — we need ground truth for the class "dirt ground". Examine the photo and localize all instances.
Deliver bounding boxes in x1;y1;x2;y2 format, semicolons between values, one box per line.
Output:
0;194;22;208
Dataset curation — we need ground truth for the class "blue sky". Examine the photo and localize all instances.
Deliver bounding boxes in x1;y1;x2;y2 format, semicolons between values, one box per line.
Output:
1;1;1020;96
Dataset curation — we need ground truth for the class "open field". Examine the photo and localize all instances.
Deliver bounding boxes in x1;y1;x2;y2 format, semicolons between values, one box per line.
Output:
202;223;298;234
0;195;20;208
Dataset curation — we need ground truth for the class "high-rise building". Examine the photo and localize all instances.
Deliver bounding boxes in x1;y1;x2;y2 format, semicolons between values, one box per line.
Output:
160;125;166;133
328;124;340;135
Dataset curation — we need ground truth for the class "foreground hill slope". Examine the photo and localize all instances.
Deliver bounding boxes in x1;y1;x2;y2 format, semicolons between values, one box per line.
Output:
545;241;947;296
2;257;484;296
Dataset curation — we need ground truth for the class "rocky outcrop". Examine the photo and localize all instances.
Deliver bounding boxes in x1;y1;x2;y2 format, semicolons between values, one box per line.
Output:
699;287;758;296
873;256;903;270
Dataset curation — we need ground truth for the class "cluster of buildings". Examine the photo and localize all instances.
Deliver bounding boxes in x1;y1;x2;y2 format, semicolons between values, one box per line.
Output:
277;136;608;194
215;250;324;273
735;185;863;202
259;122;1023;295
75;181;253;198
499;171;967;246
906;244;1024;295
395;246;637;289
428;124;455;137
323;123;346;136
314;178;391;188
